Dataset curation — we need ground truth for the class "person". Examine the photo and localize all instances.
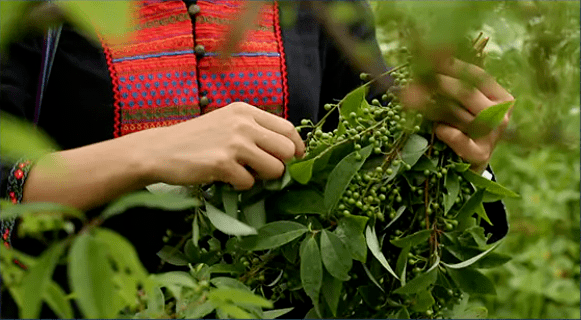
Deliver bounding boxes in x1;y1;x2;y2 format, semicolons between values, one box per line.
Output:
0;0;512;316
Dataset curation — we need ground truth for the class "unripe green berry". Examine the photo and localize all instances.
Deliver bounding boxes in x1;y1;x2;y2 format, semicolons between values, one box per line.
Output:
300;119;309;126
423;169;430;176
324;103;333;111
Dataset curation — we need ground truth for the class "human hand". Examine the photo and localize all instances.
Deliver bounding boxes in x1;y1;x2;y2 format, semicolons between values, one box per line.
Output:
135;102;305;190
402;57;514;173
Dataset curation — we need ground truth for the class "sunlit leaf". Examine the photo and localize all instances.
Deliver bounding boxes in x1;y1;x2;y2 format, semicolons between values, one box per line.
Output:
467;100;515;139
205;202;257;236
366;225;399;279
101;191;202;220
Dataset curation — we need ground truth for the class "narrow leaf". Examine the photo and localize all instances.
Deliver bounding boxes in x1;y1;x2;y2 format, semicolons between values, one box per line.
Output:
192;214;200;247
443;171;460;214
366;225;399;279
391;229;432;248
324;145;373;211
393;265;438;295
339;86;366;125
362;263;385;293
21;242;65;319
455;189;485;231
239;221;307;251
395;245;411;286
442;242;500;269
383;206;406;230
262;307;294;319
154;271;196;288
43;281;74;319
102;191;202;220
205;202;257;236
184;300;215;319
461;170;519;198
320;230;352;281
209;287;273;308
156;246;189;266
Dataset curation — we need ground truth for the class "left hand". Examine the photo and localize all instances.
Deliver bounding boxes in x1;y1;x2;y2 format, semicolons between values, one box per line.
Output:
402;57;514;174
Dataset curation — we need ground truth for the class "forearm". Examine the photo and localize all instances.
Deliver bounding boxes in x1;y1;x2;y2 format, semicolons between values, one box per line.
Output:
22;135;153;211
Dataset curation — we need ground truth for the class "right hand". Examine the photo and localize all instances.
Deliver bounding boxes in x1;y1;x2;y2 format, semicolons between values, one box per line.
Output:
133;102;305;190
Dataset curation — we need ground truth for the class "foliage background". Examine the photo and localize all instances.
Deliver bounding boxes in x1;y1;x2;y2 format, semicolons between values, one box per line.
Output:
372;1;580;318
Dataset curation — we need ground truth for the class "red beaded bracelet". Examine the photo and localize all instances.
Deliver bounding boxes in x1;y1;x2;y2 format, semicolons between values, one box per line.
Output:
3;159;33;248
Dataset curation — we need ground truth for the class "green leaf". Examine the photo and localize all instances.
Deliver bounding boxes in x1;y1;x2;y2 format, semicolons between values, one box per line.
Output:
56;1;132;41
362;263;385;293
322;272;342;317
452;162;471;172
222;187;239;218
156;245;189;266
239;221;307;251
146;286;165;316
216;304;253;319
209;263;244;276
209;287;273;308
206;202;257;236
396;245;411;286
334;215;368;262
270;188;326;215
339;86;367;125
69;232;119;318
447;267;496;295
461;170;519;198
443;171;460;214
366;225;399;279
410;291;435;313
395;307;411;319
320;230;352;281
445;246;511;269
184;300;215;319
211;277;249;291
391;229;432;248
467;100;515;139
401;134;429;166
21;242;65;319
192;214;200;247
154;271;196;288
262;307;294;319
383;206;407;230
324;145;373;212
288;158;316;184
455;189;485;231
393;264;438;295
442;242;500;269
0;111;59;162
44;281;74;319
264;170;292;191
300;236;323;313
101;191;202;220
242;200;266;229
474;202;492;225
0;201;84;221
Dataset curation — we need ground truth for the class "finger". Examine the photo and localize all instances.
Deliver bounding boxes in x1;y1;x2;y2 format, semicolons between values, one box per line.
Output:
252;124;297;162
244;104;306;158
237;144;286;180
436;58;514;102
220;162;256;190
434;123;490;173
436;74;492;115
402;84;475;132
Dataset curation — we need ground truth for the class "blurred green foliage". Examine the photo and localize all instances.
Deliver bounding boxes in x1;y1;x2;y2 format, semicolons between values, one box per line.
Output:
372;1;580;318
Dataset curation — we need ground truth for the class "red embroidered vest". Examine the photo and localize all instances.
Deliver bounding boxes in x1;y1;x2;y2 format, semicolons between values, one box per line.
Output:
100;0;288;137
